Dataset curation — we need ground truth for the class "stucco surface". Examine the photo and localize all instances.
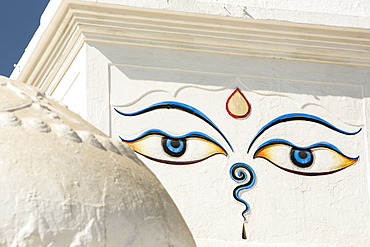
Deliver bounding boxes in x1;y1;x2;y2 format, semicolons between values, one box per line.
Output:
7;1;370;246
52;0;370;28
10;0;370;81
103;43;369;246
0;76;195;247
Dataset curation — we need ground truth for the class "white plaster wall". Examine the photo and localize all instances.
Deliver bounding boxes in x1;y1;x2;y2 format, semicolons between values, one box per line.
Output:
7;1;370;246
51;44;87;120
52;0;370;27
82;41;370;246
85;44;112;136
88;0;370;28
52;43;114;136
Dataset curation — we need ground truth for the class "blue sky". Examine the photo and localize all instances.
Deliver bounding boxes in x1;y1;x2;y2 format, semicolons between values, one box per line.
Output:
0;1;50;77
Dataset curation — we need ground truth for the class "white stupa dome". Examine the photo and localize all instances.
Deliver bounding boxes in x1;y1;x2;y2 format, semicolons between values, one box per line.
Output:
0;76;195;247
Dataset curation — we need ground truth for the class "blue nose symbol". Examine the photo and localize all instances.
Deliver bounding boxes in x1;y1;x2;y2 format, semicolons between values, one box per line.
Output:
229;163;256;220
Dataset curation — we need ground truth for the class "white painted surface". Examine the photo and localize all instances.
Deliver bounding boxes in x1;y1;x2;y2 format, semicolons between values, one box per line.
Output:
55;0;370;28
52;44;87;120
7;1;370;246
10;0;370;81
106;43;369;246
92;0;370;28
0;77;196;246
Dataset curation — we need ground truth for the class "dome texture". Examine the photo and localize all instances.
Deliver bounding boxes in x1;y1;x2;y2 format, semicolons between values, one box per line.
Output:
0;77;195;247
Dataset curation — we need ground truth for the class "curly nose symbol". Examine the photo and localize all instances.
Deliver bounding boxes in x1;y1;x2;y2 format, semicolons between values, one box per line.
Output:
229;163;256;239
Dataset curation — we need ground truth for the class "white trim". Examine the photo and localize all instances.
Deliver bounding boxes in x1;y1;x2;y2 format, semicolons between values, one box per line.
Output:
11;0;370;92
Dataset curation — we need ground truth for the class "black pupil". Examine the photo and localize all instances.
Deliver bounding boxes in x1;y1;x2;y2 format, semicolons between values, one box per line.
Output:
170;139;180;148
298;151;307;159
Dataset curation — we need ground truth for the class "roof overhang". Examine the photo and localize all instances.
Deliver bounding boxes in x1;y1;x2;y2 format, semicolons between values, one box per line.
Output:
11;0;370;93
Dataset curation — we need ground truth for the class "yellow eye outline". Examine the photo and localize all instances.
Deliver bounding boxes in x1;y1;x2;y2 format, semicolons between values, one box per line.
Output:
253;139;359;176
120;129;227;165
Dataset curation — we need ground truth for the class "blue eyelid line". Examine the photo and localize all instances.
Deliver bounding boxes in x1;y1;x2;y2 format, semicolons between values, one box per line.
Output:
114;101;234;151
247;113;361;153
254;138;359;160
119;129;228;156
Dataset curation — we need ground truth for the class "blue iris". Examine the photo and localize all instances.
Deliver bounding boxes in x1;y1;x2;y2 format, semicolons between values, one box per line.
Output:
290;149;313;168
162;137;186;157
166;139;184;153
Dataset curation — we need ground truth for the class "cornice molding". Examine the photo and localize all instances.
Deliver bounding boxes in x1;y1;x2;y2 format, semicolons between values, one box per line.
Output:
14;0;370;92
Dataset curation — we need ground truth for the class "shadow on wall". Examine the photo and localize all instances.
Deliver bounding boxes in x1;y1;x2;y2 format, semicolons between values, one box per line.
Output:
90;41;368;98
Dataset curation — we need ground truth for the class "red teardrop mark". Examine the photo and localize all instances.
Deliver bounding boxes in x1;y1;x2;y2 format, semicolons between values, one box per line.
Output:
226;88;251;119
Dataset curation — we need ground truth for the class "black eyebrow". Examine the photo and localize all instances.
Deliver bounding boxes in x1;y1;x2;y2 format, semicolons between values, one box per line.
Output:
114;101;233;151
247;113;361;153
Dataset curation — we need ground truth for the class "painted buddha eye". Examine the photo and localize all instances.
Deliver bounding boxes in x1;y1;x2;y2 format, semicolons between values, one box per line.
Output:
253;139;358;176
120;129;227;165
